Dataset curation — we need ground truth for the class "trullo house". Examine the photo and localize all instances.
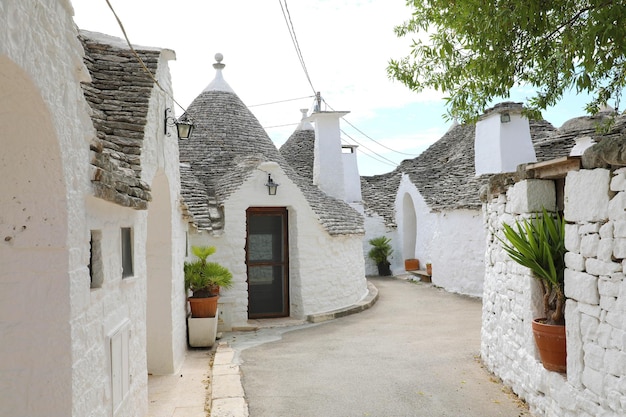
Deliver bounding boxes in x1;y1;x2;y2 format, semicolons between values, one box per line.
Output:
178;55;368;330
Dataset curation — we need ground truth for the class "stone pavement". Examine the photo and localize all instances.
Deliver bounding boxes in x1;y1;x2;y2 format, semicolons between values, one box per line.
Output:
208;276;532;417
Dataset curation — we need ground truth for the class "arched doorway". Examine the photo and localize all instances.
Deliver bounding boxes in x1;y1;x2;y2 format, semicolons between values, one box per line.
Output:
402;193;417;260
0;56;72;414
146;170;178;374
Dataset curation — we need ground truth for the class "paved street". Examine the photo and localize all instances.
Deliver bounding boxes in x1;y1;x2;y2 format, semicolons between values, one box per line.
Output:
224;277;531;417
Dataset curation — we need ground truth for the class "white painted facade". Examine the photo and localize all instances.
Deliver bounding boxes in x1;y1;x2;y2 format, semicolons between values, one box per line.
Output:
475;105;537;176
189;162;368;330
309;111;350;201
0;2;187;416
482;171;626;417
393;174;486;297
342;145;363;204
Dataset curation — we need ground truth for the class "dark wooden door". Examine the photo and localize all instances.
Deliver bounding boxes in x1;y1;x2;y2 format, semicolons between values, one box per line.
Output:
246;207;289;318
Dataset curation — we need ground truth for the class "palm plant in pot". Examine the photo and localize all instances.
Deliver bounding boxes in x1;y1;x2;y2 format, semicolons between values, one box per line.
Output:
499;208;567;372
184;246;233;318
368;236;393;276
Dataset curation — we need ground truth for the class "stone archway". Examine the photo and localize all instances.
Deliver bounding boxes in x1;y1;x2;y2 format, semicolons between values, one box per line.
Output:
0;56;72;414
402;193;417;260
146;169;178;374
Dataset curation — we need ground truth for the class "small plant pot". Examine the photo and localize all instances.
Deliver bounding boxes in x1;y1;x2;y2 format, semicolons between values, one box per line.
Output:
377;261;391;276
425;263;432;276
532;318;566;373
188;295;219;318
404;259;419;271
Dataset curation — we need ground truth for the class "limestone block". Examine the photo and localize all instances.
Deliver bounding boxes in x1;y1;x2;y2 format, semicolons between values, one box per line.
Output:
598;238;614;261
582;366;605;396
581;234;600;258
611;168;626;192
608;192;626;221
604;349;626;377
586;258;622;276
584;342;606;370
507;179;556;214
565;269;599;304
565;223;581;252
597;323;613;348
565;301;583;388
614;221;626;238
600;221;614;239
613;238;626;259
580;303;602;319
565;169;610;222
565;253;585;271
600;296;617;312
580;222;601;235
598;277;621;298
605;311;624;330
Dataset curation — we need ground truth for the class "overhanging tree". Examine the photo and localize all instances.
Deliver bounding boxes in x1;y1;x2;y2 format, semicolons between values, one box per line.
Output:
388;0;626;122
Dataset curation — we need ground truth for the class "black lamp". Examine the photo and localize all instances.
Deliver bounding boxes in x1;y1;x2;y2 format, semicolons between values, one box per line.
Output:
265;174;279;195
165;108;194;139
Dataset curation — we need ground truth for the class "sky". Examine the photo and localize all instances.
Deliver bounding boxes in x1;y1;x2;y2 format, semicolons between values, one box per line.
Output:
72;0;595;176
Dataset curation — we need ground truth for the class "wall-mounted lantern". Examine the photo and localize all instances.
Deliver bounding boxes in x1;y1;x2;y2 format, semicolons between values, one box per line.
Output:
265;174;279;195
165;108;194;139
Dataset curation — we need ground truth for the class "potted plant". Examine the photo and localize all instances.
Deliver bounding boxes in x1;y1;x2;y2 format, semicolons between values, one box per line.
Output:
368;236;393;276
499;208;566;372
184;246;233;318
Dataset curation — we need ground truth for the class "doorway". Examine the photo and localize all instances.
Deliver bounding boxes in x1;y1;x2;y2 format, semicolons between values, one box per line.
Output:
246;207;289;318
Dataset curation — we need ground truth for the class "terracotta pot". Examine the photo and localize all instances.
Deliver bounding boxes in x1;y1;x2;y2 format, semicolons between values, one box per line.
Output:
188;295;219;318
404;259;419;271
532;318;567;373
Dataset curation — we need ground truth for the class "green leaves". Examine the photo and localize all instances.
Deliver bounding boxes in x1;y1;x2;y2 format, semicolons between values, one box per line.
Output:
367;236;393;264
389;0;626;122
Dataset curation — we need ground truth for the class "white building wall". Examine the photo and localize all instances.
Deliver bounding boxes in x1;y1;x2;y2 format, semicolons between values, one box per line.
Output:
309;111;349;200
342;145;362;203
392;174;485;296
0;2;184;416
482;171;626;417
189;162;368;329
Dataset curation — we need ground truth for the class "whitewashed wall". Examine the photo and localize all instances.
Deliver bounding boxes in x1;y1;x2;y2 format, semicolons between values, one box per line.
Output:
394;174;486;296
482;173;626;417
0;2;186;415
189;162;368;330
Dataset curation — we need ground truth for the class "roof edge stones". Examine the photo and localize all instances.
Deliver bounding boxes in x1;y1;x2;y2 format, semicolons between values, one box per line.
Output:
479;101;523;121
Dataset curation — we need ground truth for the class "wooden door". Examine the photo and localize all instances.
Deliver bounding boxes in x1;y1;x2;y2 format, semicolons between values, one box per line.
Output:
246;207;289;318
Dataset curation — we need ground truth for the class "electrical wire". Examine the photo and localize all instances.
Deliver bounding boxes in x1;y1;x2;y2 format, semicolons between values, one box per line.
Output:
249;95;315;108
104;0;189;116
324;99;420;157
340;129;399;167
278;0;316;94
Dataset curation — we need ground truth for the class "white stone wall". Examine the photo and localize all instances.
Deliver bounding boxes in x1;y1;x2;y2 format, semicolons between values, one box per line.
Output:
392;174;486;296
189;162;368;330
0;2;185;415
482;172;626;417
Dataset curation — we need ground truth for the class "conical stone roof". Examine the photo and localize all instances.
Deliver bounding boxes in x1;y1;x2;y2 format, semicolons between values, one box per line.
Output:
179;56;363;235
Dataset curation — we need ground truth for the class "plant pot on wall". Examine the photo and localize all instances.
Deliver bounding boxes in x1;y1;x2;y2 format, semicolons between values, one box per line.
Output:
532;318;567;373
404;259;419;271
188;295;219;318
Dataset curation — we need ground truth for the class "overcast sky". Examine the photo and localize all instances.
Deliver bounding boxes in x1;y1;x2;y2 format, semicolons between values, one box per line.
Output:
72;0;593;176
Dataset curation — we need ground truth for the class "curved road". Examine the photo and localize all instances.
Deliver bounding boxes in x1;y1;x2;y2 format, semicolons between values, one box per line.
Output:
225;277;530;417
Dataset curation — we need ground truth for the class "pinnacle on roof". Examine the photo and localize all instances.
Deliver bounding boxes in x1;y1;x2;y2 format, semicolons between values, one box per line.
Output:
203;53;234;93
297;108;314;130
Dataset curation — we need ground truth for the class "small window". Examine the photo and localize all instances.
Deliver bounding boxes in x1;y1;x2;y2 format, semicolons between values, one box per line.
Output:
121;227;134;278
90;230;103;289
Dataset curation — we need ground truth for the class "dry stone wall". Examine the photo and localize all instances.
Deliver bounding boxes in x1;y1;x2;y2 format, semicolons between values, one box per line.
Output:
482;171;625;417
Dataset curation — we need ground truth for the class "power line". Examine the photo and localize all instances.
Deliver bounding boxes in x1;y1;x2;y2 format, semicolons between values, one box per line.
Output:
340;129;398;167
249;95;314;108
278;0;316;94
324;99;420;157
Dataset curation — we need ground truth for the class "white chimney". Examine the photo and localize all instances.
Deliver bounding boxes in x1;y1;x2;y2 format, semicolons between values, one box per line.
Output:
306;110;349;201
474;102;536;176
341;144;362;203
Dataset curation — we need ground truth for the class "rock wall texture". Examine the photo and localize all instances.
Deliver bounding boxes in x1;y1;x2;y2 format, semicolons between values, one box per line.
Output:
482;171;625;417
